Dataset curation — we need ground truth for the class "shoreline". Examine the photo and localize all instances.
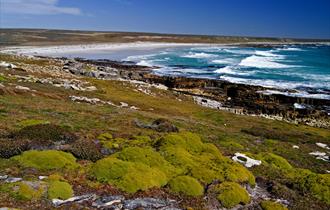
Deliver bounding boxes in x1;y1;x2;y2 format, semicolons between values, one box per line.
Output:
63;56;330;128
2;41;330;55
1;44;329;128
6;41;327;101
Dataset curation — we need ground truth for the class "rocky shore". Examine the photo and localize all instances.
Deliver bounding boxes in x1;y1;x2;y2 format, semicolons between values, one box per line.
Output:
60;57;330;128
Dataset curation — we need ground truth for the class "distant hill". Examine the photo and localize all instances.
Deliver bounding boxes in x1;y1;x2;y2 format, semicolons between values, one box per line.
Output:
1;28;329;46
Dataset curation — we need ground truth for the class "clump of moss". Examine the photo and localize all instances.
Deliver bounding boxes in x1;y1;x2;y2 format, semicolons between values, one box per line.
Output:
48;173;66;181
159;132;255;185
16;182;44;201
286;169;330;204
215;182;250;208
97;132;113;141
91;157;167;193
47;180;73;200
13;150;78;170
258;153;292;171
12;124;77;147
17;119;50;128
158;132;205;154
115;146;179;178
310;174;330;204
260;200;288;210
0;139;30;158
69;139;102;162
0;75;7;82
168;176;204;196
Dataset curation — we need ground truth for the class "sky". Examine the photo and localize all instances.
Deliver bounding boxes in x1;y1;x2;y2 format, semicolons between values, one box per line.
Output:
0;0;330;39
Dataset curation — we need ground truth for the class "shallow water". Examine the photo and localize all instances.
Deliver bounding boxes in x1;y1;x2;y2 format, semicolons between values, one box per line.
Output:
123;45;330;99
41;44;330;99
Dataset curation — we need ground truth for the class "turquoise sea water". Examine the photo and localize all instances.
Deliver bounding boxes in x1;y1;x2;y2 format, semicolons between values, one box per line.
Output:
124;45;330;99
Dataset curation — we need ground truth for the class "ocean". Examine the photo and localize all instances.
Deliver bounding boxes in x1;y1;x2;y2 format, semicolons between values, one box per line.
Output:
124;45;330;99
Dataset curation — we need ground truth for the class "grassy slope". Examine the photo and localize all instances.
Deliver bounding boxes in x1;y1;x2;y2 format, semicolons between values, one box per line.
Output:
0;54;329;209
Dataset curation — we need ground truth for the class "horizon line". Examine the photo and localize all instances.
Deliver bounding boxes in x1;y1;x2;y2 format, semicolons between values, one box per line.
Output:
2;27;330;41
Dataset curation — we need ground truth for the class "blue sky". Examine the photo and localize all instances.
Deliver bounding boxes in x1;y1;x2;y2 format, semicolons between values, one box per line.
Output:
1;0;330;39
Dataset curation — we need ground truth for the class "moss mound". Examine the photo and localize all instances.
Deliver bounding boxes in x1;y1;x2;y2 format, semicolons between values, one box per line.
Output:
91;157;167;193
159;132;255;185
92;132;255;194
287;169;330;204
258;153;292;171
17;182;44;201
115;146;179;178
13;150;78;170
215;182;250;208
47;180;73;200
168;176;204;196
97;132;113;141
260;200;288;210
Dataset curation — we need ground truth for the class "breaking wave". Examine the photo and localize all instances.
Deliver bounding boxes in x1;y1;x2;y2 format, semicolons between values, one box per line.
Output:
214;66;252;76
239;55;294;69
181;52;217;59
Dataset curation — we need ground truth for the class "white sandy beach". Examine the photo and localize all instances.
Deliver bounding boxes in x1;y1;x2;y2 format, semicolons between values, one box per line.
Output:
0;42;216;56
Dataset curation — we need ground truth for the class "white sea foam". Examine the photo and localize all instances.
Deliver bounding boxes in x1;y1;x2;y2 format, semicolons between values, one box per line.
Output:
223;49;255;55
239;55;293;69
182;52;217;59
211;58;235;64
190;46;226;52
220;76;330;99
277;47;304;51
214;66;252;76
255;50;284;58
136;60;153;66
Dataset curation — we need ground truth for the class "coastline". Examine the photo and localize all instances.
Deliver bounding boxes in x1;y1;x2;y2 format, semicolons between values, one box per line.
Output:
1;47;330;209
2;41;330;55
1;43;329;128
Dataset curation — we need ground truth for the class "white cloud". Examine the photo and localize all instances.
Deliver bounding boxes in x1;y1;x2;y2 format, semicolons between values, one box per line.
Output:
1;0;82;15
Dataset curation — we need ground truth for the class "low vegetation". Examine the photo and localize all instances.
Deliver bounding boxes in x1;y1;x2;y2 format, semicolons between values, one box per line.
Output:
0;54;329;209
215;182;250;208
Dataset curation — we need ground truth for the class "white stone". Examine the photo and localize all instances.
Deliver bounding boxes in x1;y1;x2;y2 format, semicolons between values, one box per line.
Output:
120;102;128;107
316;143;330;150
309;151;329;162
85;86;97;91
52;194;96;207
294;103;305;109
130;106;139;110
232;153;262;168
15;85;30;91
292;145;299;149
0;61;17;69
0;175;8;180
38;176;48;180
5;177;22;183
193;96;223;109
